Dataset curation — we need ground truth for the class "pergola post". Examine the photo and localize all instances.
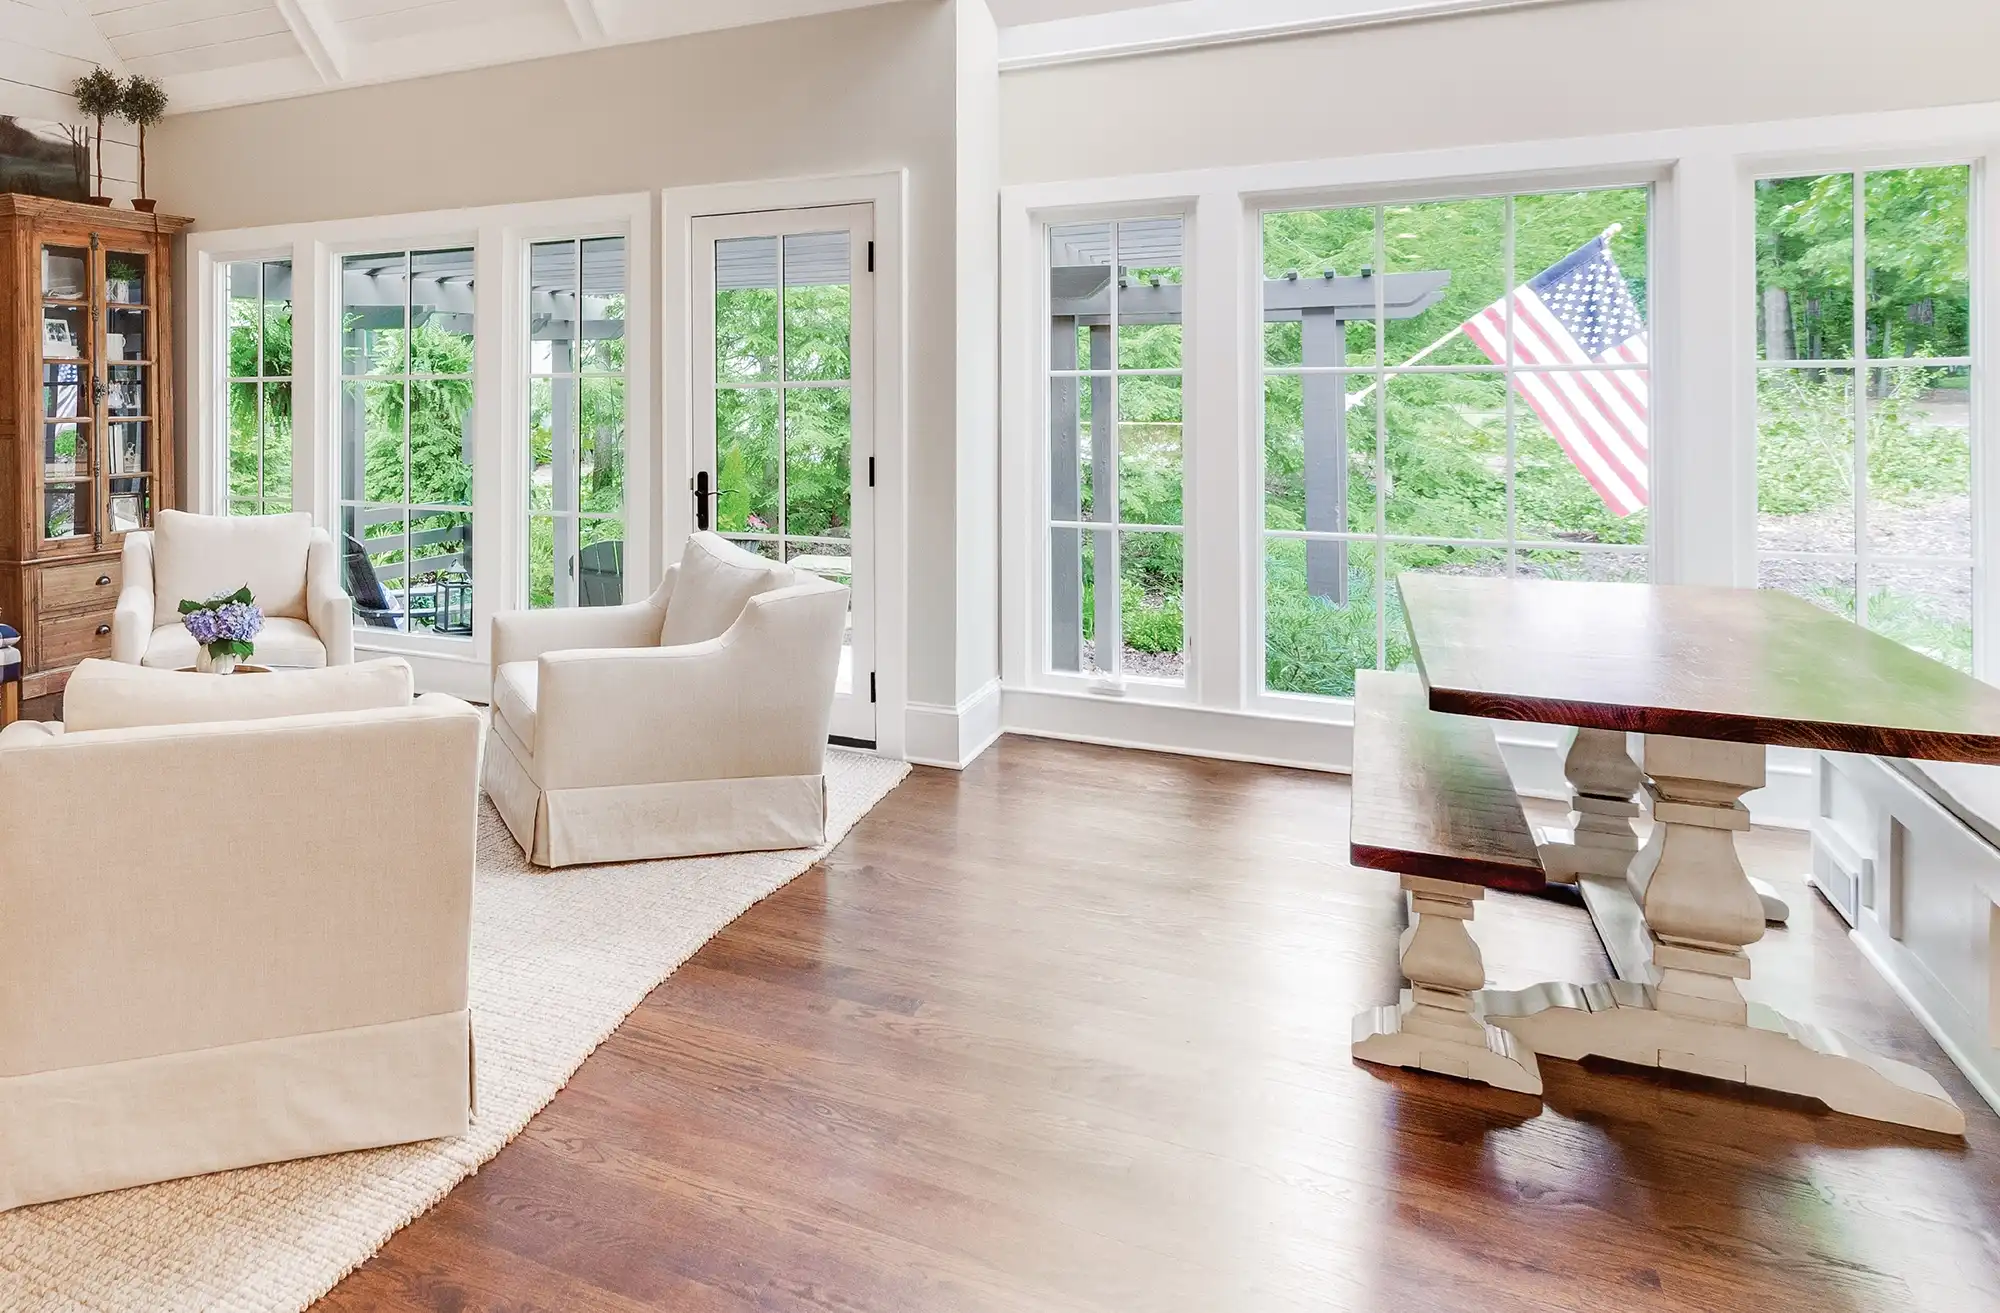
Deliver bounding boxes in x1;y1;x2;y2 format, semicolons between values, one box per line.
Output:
1049;316;1082;671
1301;307;1348;605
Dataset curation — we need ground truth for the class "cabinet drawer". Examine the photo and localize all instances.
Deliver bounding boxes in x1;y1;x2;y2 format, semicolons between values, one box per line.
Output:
41;559;123;614
39;608;116;668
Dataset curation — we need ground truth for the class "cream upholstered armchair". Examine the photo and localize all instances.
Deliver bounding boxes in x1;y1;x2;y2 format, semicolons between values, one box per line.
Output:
112;509;355;669
0;658;481;1211
484;532;850;868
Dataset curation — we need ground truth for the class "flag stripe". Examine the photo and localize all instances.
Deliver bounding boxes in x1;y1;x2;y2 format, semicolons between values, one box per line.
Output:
1511;292;1650;484
1515;372;1644;515
1516;360;1648;507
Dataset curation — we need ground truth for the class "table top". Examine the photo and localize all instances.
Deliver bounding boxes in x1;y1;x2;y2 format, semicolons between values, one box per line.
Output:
1397;575;2000;763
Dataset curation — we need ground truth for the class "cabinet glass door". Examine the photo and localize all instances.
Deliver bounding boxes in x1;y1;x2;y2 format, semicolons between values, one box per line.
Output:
39;243;93;543
102;245;153;533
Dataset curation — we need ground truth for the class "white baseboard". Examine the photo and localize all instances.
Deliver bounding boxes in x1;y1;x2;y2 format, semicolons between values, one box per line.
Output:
1000;687;1349;773
996;686;1814;829
361;644;490;704
906;678;1004;769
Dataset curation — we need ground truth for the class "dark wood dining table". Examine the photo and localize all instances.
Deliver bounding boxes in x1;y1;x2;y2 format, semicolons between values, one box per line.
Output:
1396;574;2000;1134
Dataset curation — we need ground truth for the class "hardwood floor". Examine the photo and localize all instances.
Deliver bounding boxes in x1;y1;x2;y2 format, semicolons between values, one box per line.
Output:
318;735;2000;1312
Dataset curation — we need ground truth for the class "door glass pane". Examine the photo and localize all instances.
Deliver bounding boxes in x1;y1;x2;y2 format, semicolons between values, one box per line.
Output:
785;386;850;540
104;251;146;305
231;381;259;499
343;252;407;375
1755;174;1853;361
405;377;473;506
1262;207;1377;368
1385;372;1508;540
1866;166;1969;360
107;307;147;362
41;305;86;360
717;388;779;534
408;512;473;634
44;483;89;540
1513;371;1649;545
529;515;558;609
107;364;146;419
411;248;475;361
44;422;84;479
262;260;293;376
1119;374;1181;526
1757;367;1855;554
580;237;627;372
1867;564;1971;673
42;245;86;300
783;231;851;383
1867;366;1970;558
1759;557;1855;620
1386;197;1505;369
110;421;149;478
261;382;292;504
227;260;260;372
1121;531;1184;682
109;478;148;533
1265;537;1378;697
579;519;624;607
530;240;580;373
716;236;778;382
580;378;625;514
342;381;404;503
1117;216;1183;370
787;540;853;694
43;363;85;418
344;508;408;628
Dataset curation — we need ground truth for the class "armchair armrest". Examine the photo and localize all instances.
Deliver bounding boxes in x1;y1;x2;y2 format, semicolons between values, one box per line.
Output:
306;529;356;665
489;567;677;675
533;577;849;790
110;532;155;665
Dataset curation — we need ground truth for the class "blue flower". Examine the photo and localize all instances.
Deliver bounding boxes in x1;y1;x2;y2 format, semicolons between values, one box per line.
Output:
182;607;220;645
214;601;264;644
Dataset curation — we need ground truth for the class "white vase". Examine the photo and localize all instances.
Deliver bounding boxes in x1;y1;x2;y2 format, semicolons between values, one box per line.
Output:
196;649;239;676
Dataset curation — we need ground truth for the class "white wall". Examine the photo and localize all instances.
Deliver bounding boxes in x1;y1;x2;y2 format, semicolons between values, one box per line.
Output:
1000;0;2000;185
149;0;993;725
1;0;141;202
954;0;1003;707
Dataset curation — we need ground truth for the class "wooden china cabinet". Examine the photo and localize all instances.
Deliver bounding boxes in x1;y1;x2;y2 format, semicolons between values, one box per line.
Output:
0;195;191;698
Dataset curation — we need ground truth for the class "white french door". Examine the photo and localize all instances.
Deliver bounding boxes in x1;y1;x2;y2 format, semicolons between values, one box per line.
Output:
693;204;876;744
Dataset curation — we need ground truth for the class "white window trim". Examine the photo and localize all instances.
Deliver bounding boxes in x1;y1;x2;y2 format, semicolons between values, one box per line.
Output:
1001;98;2000;785
660;170;910;762
185;193;652;701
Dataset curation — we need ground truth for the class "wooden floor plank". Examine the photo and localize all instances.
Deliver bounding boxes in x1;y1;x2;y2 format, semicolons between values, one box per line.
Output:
319;735;2000;1313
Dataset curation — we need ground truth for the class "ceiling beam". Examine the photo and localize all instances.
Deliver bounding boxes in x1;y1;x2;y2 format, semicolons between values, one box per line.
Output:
562;0;609;43
274;0;351;84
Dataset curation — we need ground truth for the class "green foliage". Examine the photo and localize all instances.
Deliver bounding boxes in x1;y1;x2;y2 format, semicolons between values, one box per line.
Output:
71;67;122;121
119;75;168;128
362;322;473;506
713;281;854;541
228;292;293;509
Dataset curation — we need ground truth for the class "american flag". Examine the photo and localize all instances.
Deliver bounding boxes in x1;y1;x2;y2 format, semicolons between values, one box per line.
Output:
1461;234;1649;516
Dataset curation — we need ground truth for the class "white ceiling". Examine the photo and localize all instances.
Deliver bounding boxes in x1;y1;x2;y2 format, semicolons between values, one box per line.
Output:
6;0;1552;117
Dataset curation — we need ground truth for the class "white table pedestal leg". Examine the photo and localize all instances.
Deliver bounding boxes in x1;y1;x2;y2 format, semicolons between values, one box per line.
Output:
1476;736;1964;1134
1353;875;1542;1094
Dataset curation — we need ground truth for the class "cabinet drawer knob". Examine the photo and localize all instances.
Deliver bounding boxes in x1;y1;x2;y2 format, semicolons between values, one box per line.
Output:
95;624;111;636
96;575;111;587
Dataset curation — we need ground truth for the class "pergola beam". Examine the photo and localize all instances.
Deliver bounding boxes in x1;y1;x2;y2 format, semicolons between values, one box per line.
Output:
562;0;609;43
275;0;350;85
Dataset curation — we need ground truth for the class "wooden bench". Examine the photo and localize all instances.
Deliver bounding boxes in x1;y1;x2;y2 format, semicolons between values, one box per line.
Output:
1349;669;1547;1094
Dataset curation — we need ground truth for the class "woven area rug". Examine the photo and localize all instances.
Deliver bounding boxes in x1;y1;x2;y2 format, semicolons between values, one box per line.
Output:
0;749;910;1313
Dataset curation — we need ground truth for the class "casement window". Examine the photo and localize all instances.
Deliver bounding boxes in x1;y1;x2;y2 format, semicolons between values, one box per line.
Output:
527;236;628;608
1754;166;1975;671
223;258;293;516
1258;186;1651;699
1044;216;1187;686
338;248;476;637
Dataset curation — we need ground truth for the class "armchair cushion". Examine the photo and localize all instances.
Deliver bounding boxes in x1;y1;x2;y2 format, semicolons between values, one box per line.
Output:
492;660;539;754
659;533;797;646
138;617;328;671
63;657;414;733
151;509;314;627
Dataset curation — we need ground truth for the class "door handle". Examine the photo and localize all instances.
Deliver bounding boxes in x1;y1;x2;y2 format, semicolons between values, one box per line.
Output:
691;471;737;531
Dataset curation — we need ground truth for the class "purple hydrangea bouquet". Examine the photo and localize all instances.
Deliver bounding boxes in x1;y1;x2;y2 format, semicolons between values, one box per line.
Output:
179;586;264;674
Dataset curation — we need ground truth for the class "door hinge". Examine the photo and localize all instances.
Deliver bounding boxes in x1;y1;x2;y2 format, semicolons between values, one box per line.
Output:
869;672;877;703
866;240;874;274
867;456;875;488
